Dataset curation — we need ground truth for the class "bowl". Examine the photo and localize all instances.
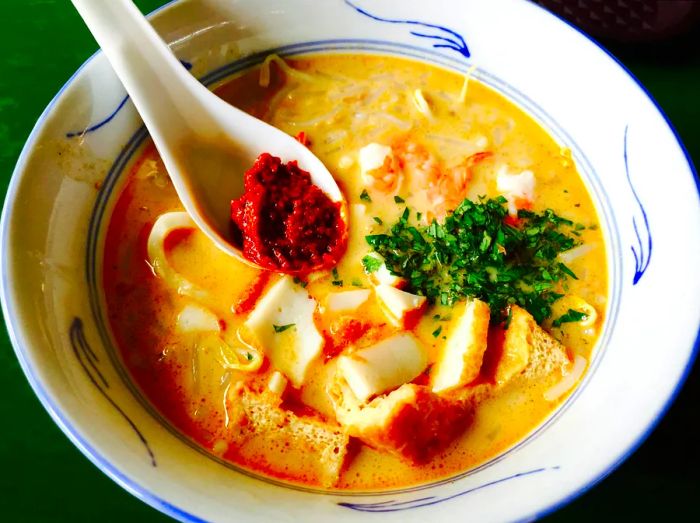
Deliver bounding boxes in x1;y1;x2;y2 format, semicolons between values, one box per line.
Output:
2;0;699;521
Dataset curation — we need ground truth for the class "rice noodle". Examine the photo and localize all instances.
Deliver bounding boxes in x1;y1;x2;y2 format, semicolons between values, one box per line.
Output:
222;377;233;428
360;87;386;107
412;89;433;118
324;129;349;145
286;107;340;127
492;126;505;146
558;244;594;264
259;53;316;87
147;212;209;301
385;92;400;107
265;85;293;117
425;134;473;148
459;64;478;103
353;111;368;122
544;355;587;401
374;113;411;130
368;73;395;82
433;91;456;103
205;330;263;372
327;84;367;100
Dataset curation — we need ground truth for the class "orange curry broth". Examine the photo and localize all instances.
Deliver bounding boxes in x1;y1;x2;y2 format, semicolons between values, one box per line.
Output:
103;54;608;490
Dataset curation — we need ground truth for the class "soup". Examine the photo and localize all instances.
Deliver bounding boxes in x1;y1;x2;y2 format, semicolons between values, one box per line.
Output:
103;54;607;490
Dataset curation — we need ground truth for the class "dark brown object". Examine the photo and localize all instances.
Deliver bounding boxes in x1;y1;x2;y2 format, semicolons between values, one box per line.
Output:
534;0;700;43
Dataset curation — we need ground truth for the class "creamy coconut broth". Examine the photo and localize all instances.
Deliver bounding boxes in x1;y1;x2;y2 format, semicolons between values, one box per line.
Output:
103;54;607;490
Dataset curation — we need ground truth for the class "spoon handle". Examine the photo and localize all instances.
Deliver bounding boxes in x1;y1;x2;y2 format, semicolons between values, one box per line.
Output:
70;0;216;145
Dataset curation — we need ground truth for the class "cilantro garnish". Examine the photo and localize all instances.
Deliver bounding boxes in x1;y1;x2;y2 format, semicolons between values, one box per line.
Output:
360;189;372;202
361;255;383;274
552;309;588;327
432;326;443;338
273;324;295;333
394;195;405;203
365;197;581;323
373;216;383;225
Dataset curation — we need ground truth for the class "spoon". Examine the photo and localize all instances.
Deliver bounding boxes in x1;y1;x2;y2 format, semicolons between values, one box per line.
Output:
71;0;345;265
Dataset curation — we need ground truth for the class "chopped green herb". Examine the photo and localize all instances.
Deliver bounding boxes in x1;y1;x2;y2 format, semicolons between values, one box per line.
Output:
360;189;372;202
361;254;383;274
558;263;578;280
552;308;588;327
365;197;582;323
504;307;513;329
432;326;443;338
351;278;364;287
292;276;308;288
394;195;405;204
273;324;295;333
331;268;343;286
245;352;254;361
373;216;383;225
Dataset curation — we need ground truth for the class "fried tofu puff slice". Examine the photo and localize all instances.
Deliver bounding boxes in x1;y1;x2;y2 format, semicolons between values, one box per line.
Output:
480;305;571;387
326;305;572;465
431;303;573;407
330;380;473;464
227;384;348;488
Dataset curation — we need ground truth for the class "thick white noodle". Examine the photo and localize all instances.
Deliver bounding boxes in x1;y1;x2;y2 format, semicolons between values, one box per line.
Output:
544;355;587;401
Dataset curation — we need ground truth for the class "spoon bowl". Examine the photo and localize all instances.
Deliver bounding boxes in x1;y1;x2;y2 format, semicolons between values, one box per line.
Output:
71;0;345;265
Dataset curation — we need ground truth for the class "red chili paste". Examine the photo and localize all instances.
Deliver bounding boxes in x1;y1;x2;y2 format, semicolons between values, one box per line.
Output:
230;153;346;273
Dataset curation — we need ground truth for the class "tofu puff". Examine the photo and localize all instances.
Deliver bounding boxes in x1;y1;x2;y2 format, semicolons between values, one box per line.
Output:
103;54;607;490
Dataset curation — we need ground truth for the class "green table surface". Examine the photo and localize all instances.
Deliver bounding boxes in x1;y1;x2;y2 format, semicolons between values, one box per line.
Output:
0;1;697;521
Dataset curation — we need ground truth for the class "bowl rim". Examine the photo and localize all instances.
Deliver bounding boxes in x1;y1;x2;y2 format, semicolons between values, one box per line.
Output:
527;8;700;518
1;0;698;521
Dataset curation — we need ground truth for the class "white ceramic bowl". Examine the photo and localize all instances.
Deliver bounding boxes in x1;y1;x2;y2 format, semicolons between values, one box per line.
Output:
2;1;699;521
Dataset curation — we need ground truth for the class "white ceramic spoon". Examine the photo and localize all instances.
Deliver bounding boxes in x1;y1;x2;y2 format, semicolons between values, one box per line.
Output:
71;0;345;265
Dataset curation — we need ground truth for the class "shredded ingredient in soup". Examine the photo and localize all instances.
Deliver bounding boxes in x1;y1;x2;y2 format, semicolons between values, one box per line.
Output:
230;153;346;273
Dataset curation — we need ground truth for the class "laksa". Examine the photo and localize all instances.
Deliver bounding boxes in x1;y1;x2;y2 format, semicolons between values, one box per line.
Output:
103;54;607;489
